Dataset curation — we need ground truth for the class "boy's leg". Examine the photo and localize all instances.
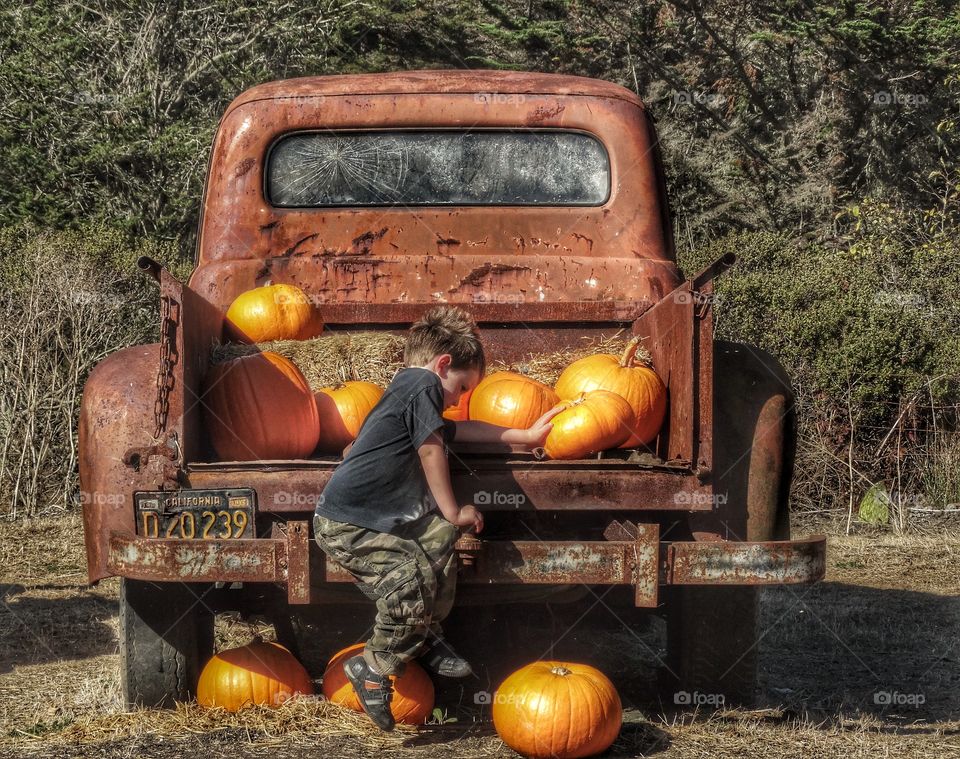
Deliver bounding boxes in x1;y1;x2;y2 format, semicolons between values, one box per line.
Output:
406;511;460;636
404;512;473;677
313;514;435;676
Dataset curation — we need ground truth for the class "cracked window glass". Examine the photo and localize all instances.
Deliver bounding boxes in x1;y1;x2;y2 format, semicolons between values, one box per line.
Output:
267;131;609;207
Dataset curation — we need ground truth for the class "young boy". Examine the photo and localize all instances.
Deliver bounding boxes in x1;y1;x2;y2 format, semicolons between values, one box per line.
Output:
313;306;557;731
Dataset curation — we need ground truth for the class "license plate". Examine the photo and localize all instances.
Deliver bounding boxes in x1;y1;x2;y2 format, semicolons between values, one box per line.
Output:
134;489;255;539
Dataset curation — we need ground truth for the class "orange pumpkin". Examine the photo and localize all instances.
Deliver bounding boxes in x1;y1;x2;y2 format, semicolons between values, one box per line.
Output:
315;381;384;453
469;372;559;429
197;641;314;712
542;390;633;460
321;643;435;725
493;661;622;759
202;351;320;461
224;284;323;343
554;336;666;447
443;386;473;421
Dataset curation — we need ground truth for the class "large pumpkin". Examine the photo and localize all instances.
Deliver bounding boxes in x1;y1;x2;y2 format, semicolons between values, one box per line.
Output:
315;381;384;454
493;661;622;759
542;391;633;460
224;284;324;343
203;351;320;461
321;643;435;725
197;641;314;712
554;336;666;447
469;372;559;429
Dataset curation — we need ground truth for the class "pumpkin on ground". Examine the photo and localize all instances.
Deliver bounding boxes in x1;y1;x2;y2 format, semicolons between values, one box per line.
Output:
554;336;666;447
315;381;384;454
542;390;633;460
469;372;559;429
224;283;324;344
197;641;314;712
492;661;622;759
321;643;435;725
203;351;319;461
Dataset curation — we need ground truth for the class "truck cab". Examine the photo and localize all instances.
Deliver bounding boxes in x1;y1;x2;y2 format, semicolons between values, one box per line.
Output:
79;71;825;708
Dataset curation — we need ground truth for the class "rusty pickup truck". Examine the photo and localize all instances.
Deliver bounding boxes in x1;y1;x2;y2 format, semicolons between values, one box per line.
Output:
80;70;826;708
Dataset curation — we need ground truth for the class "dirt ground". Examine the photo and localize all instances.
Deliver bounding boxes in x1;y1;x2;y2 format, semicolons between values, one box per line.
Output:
0;513;958;758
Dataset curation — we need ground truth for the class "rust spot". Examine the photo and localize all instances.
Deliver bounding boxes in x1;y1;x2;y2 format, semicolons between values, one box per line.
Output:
284;234;319;256
455;262;532;290
234;157;256;178
436;236;461;255
351;227;388;254
527;102;565;124
260;220;279;233
571;233;594;252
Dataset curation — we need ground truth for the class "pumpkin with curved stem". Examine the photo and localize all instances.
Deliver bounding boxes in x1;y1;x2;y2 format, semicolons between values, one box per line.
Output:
542;390;633;460
469;372;559;429
197;640;314;711
492;661;622;759
203;351;320;461
554;336;666;447
224;284;323;343
315;381;384;453
321;643;435;724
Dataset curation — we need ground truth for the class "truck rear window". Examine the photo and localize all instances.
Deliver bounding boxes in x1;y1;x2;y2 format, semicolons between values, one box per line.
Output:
266;131;610;207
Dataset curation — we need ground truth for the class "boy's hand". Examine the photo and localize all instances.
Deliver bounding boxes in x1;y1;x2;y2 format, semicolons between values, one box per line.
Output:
457;505;484;533
523;405;565;448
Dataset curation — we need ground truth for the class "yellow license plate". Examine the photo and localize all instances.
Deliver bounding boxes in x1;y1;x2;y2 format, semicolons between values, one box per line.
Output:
134;489;255;539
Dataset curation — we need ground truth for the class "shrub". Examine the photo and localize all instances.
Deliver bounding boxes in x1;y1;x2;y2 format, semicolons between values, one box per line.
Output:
0;224;186;516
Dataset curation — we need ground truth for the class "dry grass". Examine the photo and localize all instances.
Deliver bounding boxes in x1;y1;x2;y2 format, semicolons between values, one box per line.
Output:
213;332;407;390
210;331;646;392
1;515;958;756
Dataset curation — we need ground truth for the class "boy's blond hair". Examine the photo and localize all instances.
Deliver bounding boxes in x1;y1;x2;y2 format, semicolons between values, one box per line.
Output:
404;306;486;374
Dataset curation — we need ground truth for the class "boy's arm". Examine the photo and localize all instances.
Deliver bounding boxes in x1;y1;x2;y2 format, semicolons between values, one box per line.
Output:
453;406;563;447
418;434;483;532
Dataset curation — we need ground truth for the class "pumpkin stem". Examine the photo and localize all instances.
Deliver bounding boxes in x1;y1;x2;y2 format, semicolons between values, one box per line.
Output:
620;336;654;368
550;666;573;676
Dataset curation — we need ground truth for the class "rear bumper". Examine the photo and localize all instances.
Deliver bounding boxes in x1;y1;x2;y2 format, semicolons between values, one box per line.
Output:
107;525;826;608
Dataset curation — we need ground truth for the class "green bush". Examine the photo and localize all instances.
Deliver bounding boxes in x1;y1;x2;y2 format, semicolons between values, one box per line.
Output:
679;201;960;520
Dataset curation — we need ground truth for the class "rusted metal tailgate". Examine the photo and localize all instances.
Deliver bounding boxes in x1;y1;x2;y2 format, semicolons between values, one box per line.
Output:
107;527;826;608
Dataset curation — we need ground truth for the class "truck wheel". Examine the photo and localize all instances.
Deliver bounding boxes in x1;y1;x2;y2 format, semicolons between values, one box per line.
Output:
120;579;214;708
662;585;758;707
662;340;795;707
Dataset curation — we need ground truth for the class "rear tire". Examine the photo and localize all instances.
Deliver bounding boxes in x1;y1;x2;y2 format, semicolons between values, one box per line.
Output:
120;579;214;708
662;585;758;708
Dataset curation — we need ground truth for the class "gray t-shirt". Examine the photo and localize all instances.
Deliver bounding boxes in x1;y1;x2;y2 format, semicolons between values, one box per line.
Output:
316;367;457;532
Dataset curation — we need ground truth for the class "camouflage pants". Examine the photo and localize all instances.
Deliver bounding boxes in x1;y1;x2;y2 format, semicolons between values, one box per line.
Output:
313;510;460;676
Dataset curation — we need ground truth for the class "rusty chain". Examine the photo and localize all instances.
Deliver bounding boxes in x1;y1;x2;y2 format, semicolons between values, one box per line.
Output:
153;294;180;438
